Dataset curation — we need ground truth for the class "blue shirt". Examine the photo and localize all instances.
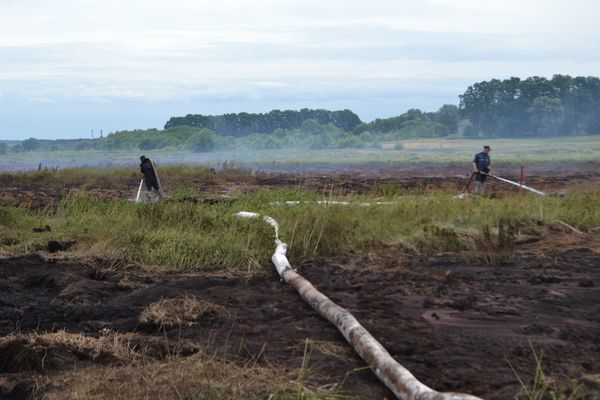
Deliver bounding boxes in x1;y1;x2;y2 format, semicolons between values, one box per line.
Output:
473;152;491;172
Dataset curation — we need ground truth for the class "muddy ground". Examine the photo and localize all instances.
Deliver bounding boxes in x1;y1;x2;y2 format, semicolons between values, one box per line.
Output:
0;162;599;209
0;166;599;399
0;224;599;399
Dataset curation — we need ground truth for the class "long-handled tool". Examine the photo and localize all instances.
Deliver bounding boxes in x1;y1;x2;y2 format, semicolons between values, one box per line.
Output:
135;179;144;203
455;172;476;199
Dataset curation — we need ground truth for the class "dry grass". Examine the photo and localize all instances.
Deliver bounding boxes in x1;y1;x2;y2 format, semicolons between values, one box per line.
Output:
304;339;352;360
0;330;353;399
37;351;351;400
0;330;194;374
460;219;600;265
139;295;229;329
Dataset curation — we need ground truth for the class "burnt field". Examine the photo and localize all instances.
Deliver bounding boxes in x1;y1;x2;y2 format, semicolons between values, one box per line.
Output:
0;165;599;399
0;162;598;209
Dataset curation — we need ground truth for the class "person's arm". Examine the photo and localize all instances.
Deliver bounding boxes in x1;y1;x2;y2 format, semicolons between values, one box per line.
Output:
472;155;479;173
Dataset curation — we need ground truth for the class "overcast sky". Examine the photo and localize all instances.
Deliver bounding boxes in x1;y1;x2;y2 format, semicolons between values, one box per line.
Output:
1;0;599;139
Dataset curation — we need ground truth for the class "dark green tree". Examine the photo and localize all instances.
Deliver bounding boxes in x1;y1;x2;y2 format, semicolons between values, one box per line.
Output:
185;129;216;152
460;75;600;137
433;104;460;133
528;96;565;136
21;138;40;152
164;109;362;136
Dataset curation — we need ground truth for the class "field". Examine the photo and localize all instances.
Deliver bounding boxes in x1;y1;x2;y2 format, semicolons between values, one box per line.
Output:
1;136;599;172
0;155;599;399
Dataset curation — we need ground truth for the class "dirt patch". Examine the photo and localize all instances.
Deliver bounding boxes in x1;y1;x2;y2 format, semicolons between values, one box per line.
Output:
46;240;75;253
0;228;599;399
0;163;598;209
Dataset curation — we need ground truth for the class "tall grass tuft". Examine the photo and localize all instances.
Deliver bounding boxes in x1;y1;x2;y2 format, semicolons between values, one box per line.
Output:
0;188;598;271
507;342;587;400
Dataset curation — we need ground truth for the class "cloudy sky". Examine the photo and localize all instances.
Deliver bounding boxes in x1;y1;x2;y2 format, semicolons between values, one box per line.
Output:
1;0;599;139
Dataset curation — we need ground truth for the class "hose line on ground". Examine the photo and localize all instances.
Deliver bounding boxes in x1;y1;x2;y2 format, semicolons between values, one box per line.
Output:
235;211;483;400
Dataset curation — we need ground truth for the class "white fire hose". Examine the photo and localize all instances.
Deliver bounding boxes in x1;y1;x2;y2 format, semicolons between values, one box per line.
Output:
236;211;483;400
486;173;545;196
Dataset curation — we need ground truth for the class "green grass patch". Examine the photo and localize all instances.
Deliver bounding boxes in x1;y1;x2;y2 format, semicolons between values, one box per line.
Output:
1;187;598;271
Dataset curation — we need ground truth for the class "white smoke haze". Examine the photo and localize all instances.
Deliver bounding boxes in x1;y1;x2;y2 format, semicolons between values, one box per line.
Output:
1;136;598;175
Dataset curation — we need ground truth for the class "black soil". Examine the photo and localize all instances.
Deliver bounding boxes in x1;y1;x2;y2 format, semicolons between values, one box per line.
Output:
1;229;599;399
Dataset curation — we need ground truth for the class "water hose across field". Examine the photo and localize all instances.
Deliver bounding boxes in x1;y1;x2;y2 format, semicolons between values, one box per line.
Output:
235;211;483;400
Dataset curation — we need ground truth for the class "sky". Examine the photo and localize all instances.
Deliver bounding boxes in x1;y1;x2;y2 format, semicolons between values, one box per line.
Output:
1;0;599;140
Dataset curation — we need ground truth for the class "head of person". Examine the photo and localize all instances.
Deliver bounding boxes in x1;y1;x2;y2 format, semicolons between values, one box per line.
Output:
483;146;491;154
140;155;147;161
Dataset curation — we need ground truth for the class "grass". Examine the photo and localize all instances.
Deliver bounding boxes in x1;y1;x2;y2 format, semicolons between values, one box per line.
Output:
1;184;599;272
0;164;223;187
1;331;355;400
507;342;588;400
40;352;355;400
139;296;229;329
1;136;599;171
0;167;597;399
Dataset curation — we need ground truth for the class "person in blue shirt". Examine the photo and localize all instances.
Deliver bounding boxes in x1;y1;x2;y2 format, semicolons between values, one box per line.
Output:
472;146;491;196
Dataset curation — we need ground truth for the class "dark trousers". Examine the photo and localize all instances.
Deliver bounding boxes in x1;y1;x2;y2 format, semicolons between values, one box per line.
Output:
144;176;159;191
473;172;488;195
475;172;488;183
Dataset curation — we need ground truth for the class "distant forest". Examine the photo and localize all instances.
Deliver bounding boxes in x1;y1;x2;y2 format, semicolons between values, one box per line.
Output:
164;109;363;136
460;75;600;137
3;74;598;154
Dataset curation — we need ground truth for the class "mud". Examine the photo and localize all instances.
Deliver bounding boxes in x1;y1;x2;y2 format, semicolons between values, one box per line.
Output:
0;163;599;209
0;226;599;399
1;164;599;398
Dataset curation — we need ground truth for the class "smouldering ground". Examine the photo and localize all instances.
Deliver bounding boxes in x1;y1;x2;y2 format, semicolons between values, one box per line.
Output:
0;167;599;399
0;224;599;399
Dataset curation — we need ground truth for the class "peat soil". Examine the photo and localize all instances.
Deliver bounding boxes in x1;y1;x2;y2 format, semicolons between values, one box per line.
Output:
0;227;599;399
0;162;598;209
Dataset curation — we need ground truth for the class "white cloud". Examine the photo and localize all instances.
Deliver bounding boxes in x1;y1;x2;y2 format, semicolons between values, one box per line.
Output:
0;0;599;138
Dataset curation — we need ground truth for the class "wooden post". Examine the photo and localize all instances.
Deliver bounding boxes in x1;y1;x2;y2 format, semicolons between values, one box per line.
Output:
236;212;484;400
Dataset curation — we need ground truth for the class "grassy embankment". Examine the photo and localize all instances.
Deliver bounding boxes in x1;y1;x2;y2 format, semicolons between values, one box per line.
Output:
0;168;598;272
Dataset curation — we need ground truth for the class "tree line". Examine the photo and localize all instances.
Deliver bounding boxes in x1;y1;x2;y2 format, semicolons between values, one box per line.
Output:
4;106;459;153
3;75;598;154
460;75;600;137
164;108;363;136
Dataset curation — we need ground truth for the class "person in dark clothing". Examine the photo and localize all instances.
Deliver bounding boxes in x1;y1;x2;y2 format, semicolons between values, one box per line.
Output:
139;155;162;201
472;146;491;196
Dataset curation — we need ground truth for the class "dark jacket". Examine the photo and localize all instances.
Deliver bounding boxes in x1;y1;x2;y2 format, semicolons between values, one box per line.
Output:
473;152;491;173
140;158;158;189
